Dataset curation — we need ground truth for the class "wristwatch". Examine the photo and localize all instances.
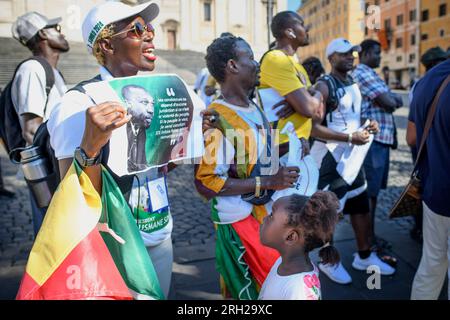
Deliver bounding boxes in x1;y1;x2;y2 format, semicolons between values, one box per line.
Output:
347;133;353;144
255;176;261;197
74;147;102;168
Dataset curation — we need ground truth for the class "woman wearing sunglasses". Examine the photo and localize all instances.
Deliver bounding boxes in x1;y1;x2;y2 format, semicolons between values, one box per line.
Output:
47;1;174;299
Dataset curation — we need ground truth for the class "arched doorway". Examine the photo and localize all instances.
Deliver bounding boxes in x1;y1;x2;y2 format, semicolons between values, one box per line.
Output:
162;20;179;50
167;30;176;50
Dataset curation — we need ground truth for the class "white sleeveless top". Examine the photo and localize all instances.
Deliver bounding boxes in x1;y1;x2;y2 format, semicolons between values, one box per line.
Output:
326;81;362;134
311;76;364;164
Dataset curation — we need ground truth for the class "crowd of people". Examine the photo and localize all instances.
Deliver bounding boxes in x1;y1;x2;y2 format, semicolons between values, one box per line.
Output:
1;1;449;300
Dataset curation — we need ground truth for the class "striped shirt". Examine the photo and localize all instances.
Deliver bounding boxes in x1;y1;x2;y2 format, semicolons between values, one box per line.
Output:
194;99;273;224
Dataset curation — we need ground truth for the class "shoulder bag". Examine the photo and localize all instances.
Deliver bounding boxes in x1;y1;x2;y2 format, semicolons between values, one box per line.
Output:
389;75;450;218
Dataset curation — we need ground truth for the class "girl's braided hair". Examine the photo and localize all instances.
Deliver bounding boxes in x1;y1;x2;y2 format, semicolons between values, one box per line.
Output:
286;191;340;265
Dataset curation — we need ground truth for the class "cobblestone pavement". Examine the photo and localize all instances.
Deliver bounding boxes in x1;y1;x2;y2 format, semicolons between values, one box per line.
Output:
167;165;214;248
375;106;415;232
0;161;34;270
0;102;415;298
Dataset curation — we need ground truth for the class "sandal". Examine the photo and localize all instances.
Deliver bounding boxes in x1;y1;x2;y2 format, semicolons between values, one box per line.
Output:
371;237;392;253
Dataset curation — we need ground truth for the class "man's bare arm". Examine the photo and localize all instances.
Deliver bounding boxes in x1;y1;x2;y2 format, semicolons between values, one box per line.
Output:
284;87;322;119
21;113;43;145
406;120;417;148
374;92;401;113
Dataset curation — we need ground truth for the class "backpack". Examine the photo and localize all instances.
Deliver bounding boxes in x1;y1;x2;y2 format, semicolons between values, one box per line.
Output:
27;75;104;194
317;74;344;112
316;74;350;125
9;75;105;209
0;56;55;157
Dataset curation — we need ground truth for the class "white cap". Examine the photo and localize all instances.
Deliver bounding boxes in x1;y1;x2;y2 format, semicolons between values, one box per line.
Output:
326;38;361;59
82;1;159;54
12;12;62;46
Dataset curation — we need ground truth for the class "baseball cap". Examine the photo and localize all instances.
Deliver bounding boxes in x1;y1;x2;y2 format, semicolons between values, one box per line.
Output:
421;47;448;66
326;38;361;59
82;1;159;54
12;12;62;46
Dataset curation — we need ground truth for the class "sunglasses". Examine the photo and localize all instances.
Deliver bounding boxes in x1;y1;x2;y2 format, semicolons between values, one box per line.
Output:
111;21;155;39
45;24;62;33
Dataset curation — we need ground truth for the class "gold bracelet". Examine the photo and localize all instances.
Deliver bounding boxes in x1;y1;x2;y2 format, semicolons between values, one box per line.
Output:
255;176;261;197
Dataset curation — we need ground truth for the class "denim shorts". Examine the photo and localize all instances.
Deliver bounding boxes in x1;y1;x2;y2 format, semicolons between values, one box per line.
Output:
363;141;390;198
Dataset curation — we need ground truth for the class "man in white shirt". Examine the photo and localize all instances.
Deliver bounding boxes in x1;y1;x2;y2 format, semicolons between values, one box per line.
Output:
11;12;69;145
311;38;395;285
11;12;69;235
193;67;214;106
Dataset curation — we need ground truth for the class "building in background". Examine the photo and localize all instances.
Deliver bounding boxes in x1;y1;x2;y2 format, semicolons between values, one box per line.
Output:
298;0;366;72
365;0;420;89
155;0;288;57
0;0;288;86
0;0;288;57
298;0;449;88
0;0;104;42
418;0;449;75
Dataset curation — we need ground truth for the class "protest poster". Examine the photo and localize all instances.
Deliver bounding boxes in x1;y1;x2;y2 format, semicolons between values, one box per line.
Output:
257;88;284;122
84;74;205;176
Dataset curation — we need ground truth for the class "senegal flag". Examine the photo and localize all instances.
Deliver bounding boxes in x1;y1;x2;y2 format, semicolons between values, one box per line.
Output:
16;161;164;300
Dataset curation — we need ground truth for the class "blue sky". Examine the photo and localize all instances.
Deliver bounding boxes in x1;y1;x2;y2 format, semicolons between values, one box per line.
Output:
288;0;302;11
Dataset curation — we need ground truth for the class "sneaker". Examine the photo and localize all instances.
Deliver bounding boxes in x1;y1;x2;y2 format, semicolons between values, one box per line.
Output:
318;261;352;285
352;252;396;275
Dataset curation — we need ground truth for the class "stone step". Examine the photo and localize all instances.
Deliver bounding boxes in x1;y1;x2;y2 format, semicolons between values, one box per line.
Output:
0;38;204;86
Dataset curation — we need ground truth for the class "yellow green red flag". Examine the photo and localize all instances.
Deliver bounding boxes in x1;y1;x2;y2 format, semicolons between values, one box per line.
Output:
16;162;164;300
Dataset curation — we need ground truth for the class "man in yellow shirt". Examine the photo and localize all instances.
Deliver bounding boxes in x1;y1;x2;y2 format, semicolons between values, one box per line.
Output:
259;11;322;146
